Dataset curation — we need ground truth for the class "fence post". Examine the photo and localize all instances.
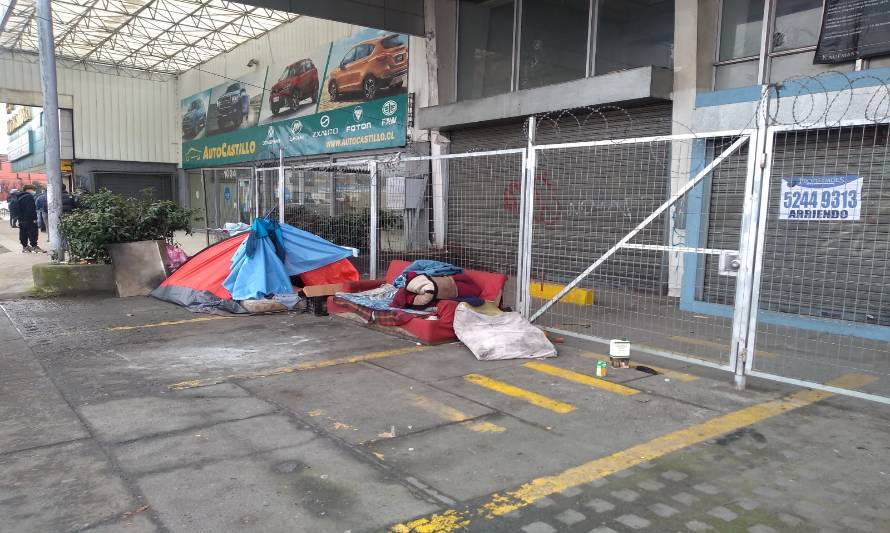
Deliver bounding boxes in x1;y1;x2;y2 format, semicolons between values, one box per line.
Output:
729;86;771;390
369;161;378;279
278;148;285;224
517;117;537;317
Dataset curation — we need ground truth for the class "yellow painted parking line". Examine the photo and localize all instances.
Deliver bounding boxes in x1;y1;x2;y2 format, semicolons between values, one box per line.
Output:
390;373;877;532
108;315;234;331
579;352;699;382
670;335;776;358
168;345;428;390
413;395;506;433
523;361;640;396
464;374;576;414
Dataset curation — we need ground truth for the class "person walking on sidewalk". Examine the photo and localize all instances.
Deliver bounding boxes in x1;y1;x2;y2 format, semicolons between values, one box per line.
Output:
16;185;45;253
7;189;21;228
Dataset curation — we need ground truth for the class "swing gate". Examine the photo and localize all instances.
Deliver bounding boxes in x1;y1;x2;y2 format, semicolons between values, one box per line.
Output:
274;117;890;404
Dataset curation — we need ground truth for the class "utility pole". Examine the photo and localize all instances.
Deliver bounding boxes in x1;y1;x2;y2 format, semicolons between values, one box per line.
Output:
36;0;64;261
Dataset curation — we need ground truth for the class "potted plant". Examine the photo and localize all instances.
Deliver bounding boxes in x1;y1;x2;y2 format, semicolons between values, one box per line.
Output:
59;189;193;296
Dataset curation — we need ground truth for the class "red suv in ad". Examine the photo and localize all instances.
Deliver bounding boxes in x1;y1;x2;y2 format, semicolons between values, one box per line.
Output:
328;34;408;101
269;58;319;115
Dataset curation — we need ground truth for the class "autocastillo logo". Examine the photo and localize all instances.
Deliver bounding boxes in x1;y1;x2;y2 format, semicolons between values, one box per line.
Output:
320;115;330;128
382;100;397;117
262;126;280;146
353;106;364;122
289;119;305;141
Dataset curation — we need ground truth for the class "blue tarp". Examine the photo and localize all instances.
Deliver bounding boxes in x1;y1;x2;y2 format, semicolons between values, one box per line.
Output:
223;219;352;301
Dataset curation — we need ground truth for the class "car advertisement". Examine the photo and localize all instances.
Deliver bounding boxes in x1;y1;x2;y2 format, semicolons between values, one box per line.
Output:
180;89;210;140
258;41;332;125
204;70;267;136
181;27;409;169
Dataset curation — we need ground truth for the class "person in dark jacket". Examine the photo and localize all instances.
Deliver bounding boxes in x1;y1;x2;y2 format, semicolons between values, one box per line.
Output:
35;185;79;235
17;185;45;253
7;189;20;228
35;189;47;232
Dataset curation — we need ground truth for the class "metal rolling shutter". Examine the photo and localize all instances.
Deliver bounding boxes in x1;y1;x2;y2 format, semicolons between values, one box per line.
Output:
94;173;174;201
445;103;674;293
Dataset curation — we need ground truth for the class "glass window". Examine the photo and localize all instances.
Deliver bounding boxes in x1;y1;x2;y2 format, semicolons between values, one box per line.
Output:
357;44;374;60
518;0;589;90
773;0;823;52
594;0;675;76
719;0;765;61
457;0;515;100
341;48;356;67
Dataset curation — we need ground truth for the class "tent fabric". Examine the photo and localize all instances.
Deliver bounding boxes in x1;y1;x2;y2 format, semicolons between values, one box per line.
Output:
158;233;247;299
299;258;360;286
152;219;356;313
224;222;293;300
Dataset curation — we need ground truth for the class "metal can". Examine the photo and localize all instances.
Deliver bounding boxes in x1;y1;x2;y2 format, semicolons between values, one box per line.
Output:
595;360;608;377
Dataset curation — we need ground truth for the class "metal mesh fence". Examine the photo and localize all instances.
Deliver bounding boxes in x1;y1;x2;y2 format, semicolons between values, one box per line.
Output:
528;135;749;367
377;151;525;307
750;124;890;399
284;164;372;277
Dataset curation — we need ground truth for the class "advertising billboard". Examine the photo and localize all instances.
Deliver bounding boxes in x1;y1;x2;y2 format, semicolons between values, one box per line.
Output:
181;27;409;169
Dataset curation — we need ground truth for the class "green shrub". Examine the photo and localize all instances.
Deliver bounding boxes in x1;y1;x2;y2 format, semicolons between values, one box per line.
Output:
60;189;193;262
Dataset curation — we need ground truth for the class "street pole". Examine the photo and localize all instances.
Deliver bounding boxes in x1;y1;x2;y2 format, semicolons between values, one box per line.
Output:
278;147;285;224
36;0;64;261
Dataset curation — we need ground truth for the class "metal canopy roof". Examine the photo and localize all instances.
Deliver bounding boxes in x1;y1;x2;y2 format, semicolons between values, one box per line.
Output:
0;1;298;74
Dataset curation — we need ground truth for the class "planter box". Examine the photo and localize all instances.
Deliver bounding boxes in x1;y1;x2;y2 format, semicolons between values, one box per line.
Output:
32;263;115;295
107;240;169;297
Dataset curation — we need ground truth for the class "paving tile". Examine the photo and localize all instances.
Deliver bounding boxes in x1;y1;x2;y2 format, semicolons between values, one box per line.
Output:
707;506;738;522
588;478;608;488
686;519;713;531
555;509;586;526
672;492;700;506
648;503;679;518
752;486;781;498
748;525;778;533
661;470;688;482
522;521;557;533
559;486;583;498
692;483;720;495
614;514;650;530
589;528;618;533
778;513;803;527
637;479;665;491
584;498;615;513
532;497;555;509
734;498;759;511
611;488;639;502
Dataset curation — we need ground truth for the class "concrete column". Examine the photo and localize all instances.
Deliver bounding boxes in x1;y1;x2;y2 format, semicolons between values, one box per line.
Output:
668;0;717;297
36;0;64;260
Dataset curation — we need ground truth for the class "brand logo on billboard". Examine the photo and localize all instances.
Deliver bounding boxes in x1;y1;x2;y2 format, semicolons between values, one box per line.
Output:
262;126;280;146
353;106;364;122
185;147;202;162
320;115;330;128
382;100;397;117
289;120;305;141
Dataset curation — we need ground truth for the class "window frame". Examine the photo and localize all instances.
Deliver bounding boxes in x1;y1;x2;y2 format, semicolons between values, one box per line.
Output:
713;0;839;88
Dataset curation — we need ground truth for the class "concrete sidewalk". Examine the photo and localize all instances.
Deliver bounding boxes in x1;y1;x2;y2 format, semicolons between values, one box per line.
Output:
0;295;887;532
0;219;50;297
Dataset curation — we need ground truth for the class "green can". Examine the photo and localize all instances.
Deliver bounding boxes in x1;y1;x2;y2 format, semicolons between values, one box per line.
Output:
595;360;608;377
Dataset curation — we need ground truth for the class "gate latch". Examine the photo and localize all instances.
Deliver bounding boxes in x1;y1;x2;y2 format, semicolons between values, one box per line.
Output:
718;251;741;277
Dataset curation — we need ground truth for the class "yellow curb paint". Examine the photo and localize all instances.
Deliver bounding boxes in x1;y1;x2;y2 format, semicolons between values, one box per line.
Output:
412;395;507;433
670;335;776;358
168;345;427;390
579;351;699;382
390;373;876;532
108;315;233;331
464;374;576;414
523;361;640;396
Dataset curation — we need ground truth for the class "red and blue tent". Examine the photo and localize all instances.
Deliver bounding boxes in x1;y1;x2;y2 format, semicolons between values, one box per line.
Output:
152;219;359;313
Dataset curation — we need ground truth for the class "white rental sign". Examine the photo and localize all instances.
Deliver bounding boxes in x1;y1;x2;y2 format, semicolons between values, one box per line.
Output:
7;132;31;161
780;175;862;221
